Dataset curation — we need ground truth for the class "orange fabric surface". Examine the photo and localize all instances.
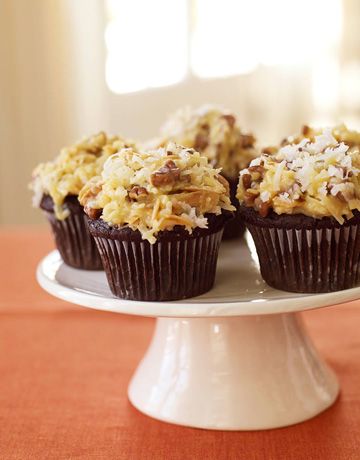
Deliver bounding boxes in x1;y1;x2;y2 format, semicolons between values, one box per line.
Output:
0;227;359;460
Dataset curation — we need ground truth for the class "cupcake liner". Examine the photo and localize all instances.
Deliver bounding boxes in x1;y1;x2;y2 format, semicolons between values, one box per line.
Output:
41;195;103;270
222;176;245;240
246;220;360;293
88;215;228;301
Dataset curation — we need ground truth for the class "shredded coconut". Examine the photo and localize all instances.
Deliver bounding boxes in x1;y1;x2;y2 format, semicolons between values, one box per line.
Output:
260;191;270;202
30;132;136;219
158;105;259;178
237;126;360;222
249;157;262;167
80;143;235;243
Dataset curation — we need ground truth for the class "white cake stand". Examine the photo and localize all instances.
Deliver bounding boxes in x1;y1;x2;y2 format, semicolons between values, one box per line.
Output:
36;234;360;430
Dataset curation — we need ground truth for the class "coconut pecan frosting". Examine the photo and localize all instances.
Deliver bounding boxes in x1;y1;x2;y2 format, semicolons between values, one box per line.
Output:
154;105;258;179
31;132;136;220
79;142;235;243
237;128;360;223
283;123;360;150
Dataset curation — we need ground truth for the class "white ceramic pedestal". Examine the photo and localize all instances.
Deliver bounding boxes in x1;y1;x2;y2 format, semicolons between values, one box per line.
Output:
36;238;360;430
128;314;338;430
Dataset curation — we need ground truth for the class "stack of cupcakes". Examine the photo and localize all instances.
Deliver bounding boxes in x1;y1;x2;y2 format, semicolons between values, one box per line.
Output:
31;132;135;269
156;105;259;239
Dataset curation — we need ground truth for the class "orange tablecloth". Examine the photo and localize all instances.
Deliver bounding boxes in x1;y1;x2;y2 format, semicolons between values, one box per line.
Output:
0;228;359;460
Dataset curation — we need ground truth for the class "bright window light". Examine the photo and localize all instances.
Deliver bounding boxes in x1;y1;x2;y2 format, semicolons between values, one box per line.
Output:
192;0;342;77
191;0;259;77
105;0;342;92
259;0;342;66
105;0;188;94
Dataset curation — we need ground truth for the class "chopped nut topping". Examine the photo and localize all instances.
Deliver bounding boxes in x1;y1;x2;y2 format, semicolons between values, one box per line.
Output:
302;125;311;136
79;182;103;203
177;190;220;213
86;132;107;155
182;174;192;183
243;190;259;205
128;186;149;200
84;205;102;220
262;146;277;155
240;134;256;149
160;105;258;177
78;143;235;243
242;174;252;189
221;114;236;128
248;164;264;173
237;128;360;223
31;131;136;220
150;160;181;187
194;133;209;151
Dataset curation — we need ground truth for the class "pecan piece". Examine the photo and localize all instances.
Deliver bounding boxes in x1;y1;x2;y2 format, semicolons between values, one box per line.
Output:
150;160;181;187
181;174;191;183
194;133;209;151
335;192;347;202
248;165;264;175
240;134;255;149
128;186;148;200
221;114;236;128
262;146;277;155
84;205;102;220
243;190;259;205
301;125;311;136
86;132;107;155
242;174;252;189
180;190;219;213
87;147;102;156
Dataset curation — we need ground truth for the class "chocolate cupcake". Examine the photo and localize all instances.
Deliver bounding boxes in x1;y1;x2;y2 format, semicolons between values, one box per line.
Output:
237;128;360;293
155;105;259;239
79;142;234;300
31;132;136;270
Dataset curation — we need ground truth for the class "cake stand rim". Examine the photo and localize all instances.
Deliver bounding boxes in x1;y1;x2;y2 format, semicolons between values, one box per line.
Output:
36;250;360;318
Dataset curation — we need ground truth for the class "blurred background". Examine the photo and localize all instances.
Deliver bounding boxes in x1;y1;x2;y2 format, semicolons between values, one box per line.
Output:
1;0;360;225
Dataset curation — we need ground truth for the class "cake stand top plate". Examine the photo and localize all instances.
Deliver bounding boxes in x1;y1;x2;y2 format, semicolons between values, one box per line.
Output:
36;236;360;318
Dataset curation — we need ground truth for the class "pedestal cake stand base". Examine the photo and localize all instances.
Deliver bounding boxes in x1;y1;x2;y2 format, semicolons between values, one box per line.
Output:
37;240;359;430
128;314;338;430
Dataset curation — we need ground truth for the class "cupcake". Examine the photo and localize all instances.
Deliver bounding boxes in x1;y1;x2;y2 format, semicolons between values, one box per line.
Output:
156;105;258;239
31;132;135;270
79;142;234;300
237;128;360;293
